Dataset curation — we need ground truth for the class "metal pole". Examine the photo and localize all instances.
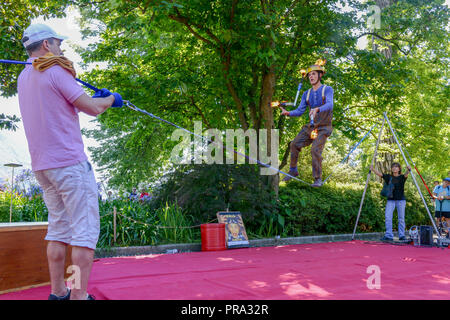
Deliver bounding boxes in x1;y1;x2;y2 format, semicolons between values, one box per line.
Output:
352;118;385;240
383;112;440;237
4;163;22;223
9;167;14;223
113;206;117;245
293;81;303;107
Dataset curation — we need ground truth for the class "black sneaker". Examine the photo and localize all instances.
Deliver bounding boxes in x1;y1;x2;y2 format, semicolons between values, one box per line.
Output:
399;236;407;241
48;288;71;300
380;236;393;242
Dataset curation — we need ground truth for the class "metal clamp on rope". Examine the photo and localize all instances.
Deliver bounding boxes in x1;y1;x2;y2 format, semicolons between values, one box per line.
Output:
123;100;136;111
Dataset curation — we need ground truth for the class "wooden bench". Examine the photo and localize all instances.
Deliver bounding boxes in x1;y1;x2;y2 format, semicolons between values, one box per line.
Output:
0;222;71;294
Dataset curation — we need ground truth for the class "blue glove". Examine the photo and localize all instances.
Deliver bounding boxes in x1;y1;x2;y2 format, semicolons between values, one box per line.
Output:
92;88;112;98
92;88;123;108
111;92;123;108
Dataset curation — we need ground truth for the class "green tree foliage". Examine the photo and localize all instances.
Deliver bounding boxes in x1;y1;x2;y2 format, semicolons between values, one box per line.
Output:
337;0;450;178
74;0;448;187
0;0;448;191
0;0;69;97
0;113;20;131
73;0;366;188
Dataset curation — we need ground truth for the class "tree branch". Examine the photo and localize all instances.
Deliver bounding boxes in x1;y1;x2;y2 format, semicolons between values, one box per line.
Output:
225;80;249;130
357;32;409;55
342;104;378;113
167;4;248;129
274;0;301;29
168;13;217;48
190;95;211;127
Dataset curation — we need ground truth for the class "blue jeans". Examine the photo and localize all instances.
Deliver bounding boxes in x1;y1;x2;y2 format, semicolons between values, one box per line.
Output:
384;200;406;239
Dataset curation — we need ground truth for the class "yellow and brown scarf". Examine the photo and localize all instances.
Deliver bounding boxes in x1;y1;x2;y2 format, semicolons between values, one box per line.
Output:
32;52;76;78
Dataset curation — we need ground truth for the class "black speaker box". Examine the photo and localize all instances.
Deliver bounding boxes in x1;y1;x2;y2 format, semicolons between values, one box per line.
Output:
419;225;433;246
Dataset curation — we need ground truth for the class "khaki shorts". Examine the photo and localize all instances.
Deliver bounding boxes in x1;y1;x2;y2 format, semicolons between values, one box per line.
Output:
35;161;100;250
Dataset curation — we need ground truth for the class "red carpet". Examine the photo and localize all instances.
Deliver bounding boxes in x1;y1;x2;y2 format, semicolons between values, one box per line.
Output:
1;240;449;300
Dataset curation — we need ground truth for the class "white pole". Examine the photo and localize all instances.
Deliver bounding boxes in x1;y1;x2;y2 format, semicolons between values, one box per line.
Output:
4;163;22;223
113;206;117;245
9;167;14;223
293;81;303;107
383;112;440;237
352;118;385;240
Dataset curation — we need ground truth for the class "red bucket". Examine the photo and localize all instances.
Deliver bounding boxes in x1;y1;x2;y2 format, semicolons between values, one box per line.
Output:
201;223;226;251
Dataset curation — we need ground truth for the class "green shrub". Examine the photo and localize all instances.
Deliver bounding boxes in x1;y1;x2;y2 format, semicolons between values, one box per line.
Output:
0;191;47;222
98;199;159;248
244;180;434;238
97;199;200;248
152;164;277;222
155;202;200;244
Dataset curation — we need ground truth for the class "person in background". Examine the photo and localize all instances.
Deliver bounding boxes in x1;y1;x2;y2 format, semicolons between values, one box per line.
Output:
129;187;138;200
432;180;440;204
371;162;411;241
434;178;450;236
139;188;149;202
107;190;117;201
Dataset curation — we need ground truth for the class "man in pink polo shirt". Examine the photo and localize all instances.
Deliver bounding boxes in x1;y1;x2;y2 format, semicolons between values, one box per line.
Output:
17;23;122;300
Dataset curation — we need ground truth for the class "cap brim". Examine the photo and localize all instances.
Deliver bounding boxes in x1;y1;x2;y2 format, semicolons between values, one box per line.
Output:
54;34;69;41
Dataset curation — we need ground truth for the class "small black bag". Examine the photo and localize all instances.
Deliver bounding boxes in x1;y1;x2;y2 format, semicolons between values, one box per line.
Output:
380;175;394;198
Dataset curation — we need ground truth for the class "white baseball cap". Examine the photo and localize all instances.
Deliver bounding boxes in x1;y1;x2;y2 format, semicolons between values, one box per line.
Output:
22;23;68;48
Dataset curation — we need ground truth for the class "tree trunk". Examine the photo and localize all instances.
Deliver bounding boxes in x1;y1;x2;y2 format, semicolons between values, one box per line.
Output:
259;65;279;195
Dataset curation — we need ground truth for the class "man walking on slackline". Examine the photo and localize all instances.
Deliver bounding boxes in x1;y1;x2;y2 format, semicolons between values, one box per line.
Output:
17;23;122;300
280;60;333;187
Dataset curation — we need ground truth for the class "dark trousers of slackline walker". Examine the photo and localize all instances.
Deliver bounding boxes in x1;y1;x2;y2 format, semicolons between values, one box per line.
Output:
289;107;333;180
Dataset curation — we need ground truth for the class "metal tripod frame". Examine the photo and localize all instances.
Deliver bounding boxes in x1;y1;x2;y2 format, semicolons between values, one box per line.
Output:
383;113;440;238
352;112;441;241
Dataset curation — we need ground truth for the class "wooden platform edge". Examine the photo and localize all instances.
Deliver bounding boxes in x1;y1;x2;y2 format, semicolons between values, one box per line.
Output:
0;281;51;295
0;222;48;232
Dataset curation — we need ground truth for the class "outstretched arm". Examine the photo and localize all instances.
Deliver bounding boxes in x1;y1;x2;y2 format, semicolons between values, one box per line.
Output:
281;92;307;117
370;165;383;178
73;93;114;116
404;165;412;178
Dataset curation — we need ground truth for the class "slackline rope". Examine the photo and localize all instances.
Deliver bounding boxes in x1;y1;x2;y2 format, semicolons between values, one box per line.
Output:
124;100;312;185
